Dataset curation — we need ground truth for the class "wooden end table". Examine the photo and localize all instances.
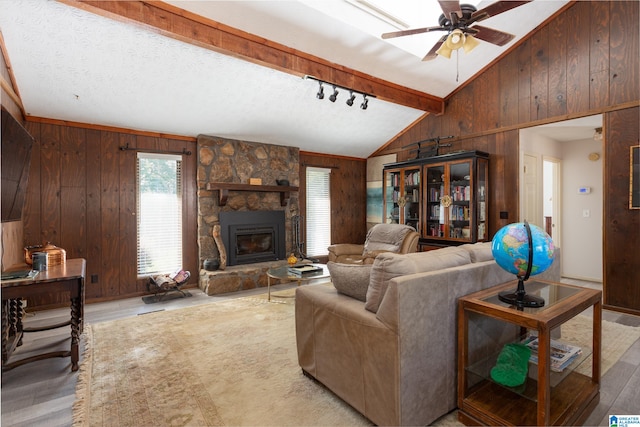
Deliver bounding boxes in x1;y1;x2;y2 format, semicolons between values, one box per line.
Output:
2;258;86;373
457;279;601;426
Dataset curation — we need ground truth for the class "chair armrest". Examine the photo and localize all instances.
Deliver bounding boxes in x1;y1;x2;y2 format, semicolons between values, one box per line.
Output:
327;244;365;257
362;249;391;262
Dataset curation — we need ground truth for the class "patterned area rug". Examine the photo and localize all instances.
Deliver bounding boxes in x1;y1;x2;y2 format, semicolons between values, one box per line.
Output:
73;287;640;426
73;288;370;426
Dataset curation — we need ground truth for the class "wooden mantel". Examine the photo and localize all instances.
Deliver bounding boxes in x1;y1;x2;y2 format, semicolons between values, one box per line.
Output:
205;182;299;207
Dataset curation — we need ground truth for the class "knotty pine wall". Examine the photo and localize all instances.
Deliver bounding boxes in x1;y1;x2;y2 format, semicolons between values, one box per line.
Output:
299;152;368;257
13;121;366;306
373;1;639;314
21;121;198;307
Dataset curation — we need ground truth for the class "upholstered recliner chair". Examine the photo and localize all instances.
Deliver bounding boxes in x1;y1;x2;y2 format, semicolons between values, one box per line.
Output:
327;223;420;264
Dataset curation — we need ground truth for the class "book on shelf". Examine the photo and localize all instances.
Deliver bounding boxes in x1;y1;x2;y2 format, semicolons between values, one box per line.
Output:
521;335;582;372
288;264;323;276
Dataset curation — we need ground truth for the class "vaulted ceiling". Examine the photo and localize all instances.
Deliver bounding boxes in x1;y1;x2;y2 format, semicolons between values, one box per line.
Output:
0;0;570;158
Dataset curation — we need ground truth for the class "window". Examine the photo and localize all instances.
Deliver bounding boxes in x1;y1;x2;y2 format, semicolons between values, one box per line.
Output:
306;167;331;257
136;153;183;276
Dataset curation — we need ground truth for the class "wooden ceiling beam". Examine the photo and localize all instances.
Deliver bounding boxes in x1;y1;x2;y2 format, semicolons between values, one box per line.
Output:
59;0;444;114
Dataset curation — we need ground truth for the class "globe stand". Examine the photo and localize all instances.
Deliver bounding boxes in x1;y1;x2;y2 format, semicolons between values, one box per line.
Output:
498;277;545;308
497;221;546;308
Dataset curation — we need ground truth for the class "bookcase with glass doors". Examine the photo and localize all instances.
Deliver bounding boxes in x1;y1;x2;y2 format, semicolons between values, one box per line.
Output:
383;151;489;248
383;164;421;233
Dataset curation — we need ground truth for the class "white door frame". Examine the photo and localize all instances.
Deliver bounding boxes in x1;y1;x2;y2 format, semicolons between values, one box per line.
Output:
543;156;562;250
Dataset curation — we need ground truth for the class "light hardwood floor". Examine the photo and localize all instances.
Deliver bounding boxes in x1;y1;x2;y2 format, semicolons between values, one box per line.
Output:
1;279;639;427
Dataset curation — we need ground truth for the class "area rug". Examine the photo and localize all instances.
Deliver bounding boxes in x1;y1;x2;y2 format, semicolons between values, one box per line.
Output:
73;288;640;427
73;288;371;426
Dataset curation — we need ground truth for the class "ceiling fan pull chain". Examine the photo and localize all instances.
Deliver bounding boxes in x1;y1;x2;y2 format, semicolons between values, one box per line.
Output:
456;50;460;82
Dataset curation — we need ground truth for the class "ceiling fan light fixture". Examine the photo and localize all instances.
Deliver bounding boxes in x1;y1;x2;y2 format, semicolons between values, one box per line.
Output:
463;34;480;53
436;43;453;59
445;29;466;51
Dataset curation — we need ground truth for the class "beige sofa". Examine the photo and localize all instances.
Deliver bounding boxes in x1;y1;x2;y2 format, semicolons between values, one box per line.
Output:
295;242;561;426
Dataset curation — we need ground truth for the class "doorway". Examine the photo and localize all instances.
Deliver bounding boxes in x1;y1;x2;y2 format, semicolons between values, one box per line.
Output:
543;157;561;249
519;114;603;282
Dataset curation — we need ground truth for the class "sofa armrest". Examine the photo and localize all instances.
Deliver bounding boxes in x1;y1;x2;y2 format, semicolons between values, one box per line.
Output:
374;261;515;425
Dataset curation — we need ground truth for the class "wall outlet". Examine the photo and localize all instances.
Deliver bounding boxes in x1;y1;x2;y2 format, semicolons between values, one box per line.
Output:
91;274;98;283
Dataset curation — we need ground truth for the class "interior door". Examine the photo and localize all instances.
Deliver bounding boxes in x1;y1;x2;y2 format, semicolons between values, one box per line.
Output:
522;153;540;226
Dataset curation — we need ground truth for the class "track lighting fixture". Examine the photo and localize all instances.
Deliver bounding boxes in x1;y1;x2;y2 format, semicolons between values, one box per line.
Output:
329;85;339;102
316;81;324;99
346;91;355;106
303;75;375;110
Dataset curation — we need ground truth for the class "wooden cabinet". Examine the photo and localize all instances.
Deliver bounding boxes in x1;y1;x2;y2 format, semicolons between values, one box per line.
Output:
423;151;489;246
383;165;421;232
383;151;489;247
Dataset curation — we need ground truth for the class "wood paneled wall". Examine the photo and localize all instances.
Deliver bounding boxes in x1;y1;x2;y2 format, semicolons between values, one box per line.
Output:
299;152;367;253
604;107;640;313
373;1;639;314
22;121;198;307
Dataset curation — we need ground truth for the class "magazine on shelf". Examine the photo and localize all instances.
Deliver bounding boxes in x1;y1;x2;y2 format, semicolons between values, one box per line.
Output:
288;264;323;276
521;335;582;372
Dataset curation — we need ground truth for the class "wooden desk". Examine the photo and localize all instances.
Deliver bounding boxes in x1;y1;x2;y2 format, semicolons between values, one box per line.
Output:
1;258;86;373
457;279;601;426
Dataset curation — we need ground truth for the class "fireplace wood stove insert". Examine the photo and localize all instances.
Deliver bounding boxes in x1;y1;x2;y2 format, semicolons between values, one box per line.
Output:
219;211;286;266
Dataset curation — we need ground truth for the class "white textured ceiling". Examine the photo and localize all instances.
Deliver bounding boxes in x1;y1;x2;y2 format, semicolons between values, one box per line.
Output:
0;0;569;158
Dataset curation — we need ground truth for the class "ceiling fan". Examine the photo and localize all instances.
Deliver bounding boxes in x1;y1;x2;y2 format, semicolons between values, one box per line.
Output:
381;1;531;61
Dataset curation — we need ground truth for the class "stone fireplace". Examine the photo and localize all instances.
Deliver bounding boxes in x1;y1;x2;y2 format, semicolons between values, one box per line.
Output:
196;135;299;295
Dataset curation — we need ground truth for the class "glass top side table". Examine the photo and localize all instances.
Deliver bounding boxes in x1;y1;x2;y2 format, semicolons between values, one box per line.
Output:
266;263;330;301
457;279;602;426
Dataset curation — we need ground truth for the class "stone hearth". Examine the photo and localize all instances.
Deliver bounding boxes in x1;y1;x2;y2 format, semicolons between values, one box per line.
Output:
196;135;299;295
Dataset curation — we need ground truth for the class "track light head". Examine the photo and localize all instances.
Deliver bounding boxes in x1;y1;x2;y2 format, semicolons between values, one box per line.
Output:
346;91;355;106
329;85;339;102
316;82;324;99
360;94;368;110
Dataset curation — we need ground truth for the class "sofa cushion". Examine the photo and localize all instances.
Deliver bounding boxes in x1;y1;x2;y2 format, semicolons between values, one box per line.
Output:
327;261;371;302
365;246;472;313
459;242;494;263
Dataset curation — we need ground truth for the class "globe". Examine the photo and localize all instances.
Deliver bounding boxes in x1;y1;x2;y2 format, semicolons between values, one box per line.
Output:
491;221;556;307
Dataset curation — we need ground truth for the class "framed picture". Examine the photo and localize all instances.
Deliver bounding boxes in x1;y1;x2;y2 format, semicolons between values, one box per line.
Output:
631;145;640;209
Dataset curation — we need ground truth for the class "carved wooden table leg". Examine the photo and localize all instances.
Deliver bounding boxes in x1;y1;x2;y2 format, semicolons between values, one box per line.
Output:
2;301;8;365
70;296;81;371
10;298;23;346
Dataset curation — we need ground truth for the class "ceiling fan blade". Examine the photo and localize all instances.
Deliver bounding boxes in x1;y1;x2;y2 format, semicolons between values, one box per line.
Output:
438;1;462;20
422;35;448;61
382;26;446;40
472;1;531;22
471;25;515;46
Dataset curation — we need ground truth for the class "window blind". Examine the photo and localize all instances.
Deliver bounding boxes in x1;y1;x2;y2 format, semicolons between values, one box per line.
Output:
136;152;183;276
306;167;332;257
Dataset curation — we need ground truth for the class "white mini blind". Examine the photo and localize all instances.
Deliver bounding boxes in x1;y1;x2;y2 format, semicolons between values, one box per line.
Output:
306;167;332;257
136;152;183;276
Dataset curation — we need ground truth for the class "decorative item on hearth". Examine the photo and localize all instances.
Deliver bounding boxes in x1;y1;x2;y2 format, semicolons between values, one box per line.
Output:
203;259;220;271
491;221;555;308
24;242;66;266
287;253;298;266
